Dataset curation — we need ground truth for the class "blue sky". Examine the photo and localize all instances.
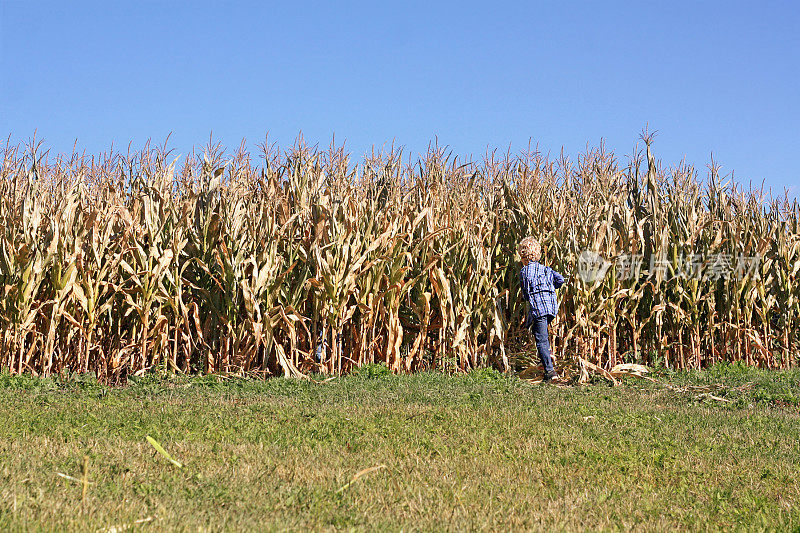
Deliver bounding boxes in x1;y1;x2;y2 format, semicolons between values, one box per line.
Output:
1;1;798;197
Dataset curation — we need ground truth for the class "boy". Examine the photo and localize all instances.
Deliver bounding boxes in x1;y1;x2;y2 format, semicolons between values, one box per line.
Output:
518;237;566;382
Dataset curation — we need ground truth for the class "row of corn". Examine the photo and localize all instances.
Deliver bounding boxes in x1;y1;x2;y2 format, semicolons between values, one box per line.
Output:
0;138;797;380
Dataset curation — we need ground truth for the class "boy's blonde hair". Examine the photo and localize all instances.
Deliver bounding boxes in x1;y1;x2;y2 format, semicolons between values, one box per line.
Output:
518;236;542;263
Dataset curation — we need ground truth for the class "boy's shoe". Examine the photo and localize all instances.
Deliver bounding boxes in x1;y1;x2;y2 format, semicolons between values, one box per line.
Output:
543;371;560;382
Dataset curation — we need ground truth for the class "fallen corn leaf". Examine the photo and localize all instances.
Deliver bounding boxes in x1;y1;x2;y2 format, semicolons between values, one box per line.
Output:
336;464;387;493
610;363;650;375
146;435;183;468
56;472;92;484
578;357;619;385
98;516;154;533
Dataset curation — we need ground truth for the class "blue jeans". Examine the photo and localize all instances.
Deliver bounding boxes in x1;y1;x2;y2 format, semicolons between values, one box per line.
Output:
529;315;555;374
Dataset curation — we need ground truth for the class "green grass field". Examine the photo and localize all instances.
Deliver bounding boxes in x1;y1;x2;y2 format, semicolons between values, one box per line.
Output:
1;365;799;531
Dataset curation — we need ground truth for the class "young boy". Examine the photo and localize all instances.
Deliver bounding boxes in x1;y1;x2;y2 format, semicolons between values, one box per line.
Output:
518;237;566;382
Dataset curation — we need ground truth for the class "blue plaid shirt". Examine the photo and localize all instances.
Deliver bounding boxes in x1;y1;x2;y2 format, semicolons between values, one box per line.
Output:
519;261;566;325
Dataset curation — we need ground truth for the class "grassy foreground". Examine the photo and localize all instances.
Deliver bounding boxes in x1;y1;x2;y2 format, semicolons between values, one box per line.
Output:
1;365;799;532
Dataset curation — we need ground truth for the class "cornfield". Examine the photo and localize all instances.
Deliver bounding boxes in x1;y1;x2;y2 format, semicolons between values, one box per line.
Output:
1;135;798;381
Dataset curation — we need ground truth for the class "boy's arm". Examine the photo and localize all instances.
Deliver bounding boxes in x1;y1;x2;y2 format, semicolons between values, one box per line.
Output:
550;268;566;289
519;269;532;327
519;268;531;298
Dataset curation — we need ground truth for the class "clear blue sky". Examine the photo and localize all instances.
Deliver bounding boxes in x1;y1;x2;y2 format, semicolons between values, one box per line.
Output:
1;1;798;197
